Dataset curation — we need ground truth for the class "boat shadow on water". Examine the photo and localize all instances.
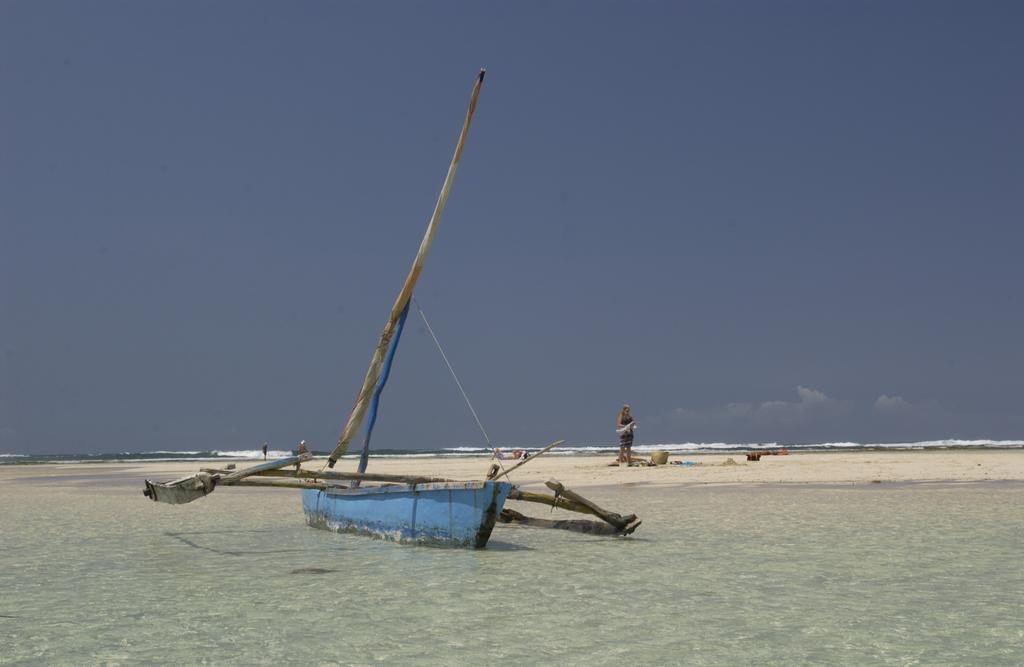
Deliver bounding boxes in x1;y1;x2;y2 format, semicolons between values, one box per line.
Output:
466;539;534;552
164;529;346;558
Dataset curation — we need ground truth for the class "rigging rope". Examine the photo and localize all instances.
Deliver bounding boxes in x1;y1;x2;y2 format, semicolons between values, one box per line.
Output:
412;298;494;450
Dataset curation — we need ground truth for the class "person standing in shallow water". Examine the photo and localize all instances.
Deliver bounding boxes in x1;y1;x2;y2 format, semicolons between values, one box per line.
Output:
617;405;635;465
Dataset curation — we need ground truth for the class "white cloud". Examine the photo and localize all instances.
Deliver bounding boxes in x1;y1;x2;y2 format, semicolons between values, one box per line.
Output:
671;386;851;427
797;386;828;404
874;395;911;414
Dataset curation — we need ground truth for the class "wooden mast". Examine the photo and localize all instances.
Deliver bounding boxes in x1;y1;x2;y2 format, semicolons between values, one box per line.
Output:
327;69;487;468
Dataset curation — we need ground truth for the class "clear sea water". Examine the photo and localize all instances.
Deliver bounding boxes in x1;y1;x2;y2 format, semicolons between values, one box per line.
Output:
1;467;1022;665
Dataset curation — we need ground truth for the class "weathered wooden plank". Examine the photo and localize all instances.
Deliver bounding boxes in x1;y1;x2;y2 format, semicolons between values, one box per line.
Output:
218;453;313;484
142;473;218;504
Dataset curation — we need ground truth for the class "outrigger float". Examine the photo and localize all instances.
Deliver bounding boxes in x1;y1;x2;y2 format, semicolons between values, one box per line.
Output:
142;70;641;548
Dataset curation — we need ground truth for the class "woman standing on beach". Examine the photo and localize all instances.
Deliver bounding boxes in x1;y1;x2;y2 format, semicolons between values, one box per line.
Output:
616;405;635;465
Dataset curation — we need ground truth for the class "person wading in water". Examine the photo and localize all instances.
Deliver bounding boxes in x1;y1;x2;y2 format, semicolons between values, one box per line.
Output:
616;405;636;466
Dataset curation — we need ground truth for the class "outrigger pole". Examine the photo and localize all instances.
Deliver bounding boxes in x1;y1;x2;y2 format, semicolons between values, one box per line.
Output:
145;449;640;534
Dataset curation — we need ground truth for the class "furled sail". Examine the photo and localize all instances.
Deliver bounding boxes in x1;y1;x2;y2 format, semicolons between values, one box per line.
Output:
326;69;486;468
354;300;409;476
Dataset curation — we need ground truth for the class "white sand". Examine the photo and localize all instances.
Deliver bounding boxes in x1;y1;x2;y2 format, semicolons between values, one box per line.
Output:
3;449;1022;490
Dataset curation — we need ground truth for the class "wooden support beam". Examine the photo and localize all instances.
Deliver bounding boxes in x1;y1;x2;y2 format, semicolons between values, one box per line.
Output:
506;488;603;518
544;478;634;529
261;469;450;485
232;478;335;491
143;453;314;504
507;487;640;534
201;467;451;486
217;453;313;485
498;508;640;536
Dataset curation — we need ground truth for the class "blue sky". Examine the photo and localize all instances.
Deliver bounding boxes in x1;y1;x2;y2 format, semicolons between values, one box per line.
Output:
2;1;1022;453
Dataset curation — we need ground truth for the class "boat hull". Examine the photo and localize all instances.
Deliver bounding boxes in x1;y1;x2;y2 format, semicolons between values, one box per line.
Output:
302;480;512;548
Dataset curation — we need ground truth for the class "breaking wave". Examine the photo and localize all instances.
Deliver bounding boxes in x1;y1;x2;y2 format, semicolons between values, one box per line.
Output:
3;440;1022;464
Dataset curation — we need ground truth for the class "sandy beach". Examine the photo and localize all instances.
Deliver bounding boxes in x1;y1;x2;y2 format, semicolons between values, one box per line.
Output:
4;449;1022;489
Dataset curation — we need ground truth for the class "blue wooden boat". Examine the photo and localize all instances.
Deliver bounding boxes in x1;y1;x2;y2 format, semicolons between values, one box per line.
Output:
300;69;507;547
302;480;512;548
142;70;640;548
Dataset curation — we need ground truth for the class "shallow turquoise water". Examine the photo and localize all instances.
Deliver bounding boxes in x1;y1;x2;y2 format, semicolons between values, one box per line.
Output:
1;469;1022;665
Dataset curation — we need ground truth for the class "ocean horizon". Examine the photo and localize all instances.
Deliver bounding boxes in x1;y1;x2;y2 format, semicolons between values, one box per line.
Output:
3;438;1023;464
